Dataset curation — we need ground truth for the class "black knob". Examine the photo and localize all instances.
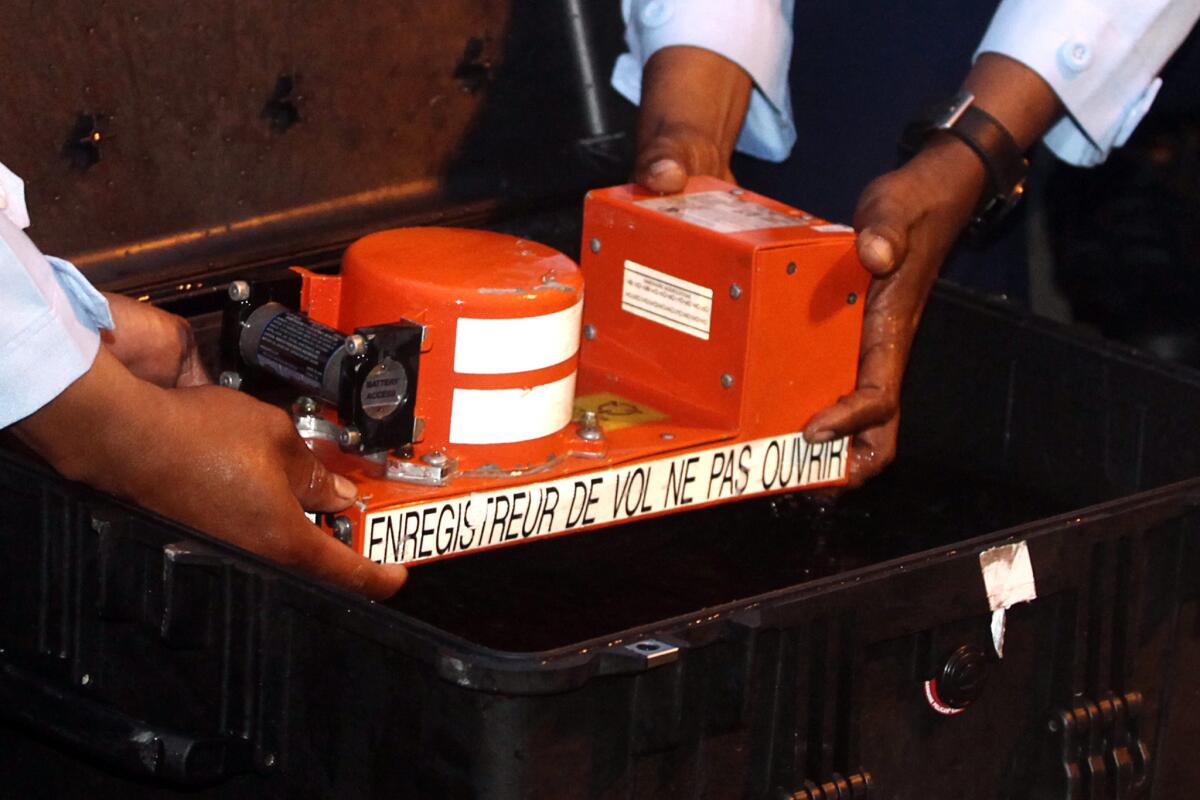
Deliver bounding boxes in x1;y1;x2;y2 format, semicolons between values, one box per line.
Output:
931;644;991;711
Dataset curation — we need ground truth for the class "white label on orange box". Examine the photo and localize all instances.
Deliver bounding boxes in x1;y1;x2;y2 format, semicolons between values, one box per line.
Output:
621;260;713;340
454;300;583;375
363;431;850;565
637;190;803;233
449;372;576;445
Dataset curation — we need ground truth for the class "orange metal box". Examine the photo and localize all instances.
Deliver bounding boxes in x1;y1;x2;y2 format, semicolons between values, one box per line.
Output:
286;177;870;566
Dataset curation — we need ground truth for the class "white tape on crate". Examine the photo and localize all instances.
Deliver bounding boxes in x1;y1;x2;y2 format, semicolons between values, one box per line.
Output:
979;541;1038;658
454;300;583;375
449;372;576;444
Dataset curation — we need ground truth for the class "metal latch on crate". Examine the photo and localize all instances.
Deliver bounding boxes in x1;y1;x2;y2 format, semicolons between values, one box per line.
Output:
780;771;873;800
1050;691;1150;799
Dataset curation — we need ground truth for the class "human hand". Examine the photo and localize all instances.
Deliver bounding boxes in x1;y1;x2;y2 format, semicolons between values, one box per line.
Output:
634;46;752;193
102;292;210;388
12;348;407;599
803;137;987;487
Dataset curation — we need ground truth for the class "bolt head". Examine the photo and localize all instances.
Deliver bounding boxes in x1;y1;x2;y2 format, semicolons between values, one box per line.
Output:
422;451;448;467
589;237;601;254
338;427;362;451
293;396;319;416
729;283;743;300
720;373;734;389
227;280;251;301
345;334;368;356
218;371;243;390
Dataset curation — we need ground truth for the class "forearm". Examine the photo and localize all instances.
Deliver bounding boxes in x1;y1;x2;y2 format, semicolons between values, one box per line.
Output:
9;347;164;493
639;46;753;169
962;53;1062;151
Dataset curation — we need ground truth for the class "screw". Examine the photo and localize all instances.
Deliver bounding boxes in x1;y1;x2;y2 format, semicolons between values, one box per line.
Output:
577;410;603;442
422;451;448;467
847;292;858;305
227;280;250;301
219;371;243;390
583;324;597;341
345;334;368;356
338;426;362;451
729;283;743;300
332;516;353;546
292;396;318;416
720;373;734;389
786;262;797;275
589;238;601;254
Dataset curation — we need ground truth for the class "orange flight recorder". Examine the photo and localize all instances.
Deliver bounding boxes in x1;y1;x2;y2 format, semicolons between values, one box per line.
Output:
219;177;870;567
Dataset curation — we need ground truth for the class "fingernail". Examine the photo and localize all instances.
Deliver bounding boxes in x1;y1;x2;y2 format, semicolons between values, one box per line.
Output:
859;232;894;269
805;429;837;444
649;159;680;178
333;474;357;500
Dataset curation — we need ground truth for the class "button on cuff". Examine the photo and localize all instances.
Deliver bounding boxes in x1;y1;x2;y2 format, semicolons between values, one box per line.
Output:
638;0;674;29
1058;37;1094;74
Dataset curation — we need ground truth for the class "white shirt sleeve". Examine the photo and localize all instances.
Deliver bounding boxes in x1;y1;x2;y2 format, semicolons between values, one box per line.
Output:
612;0;797;162
0;161;114;429
977;0;1200;167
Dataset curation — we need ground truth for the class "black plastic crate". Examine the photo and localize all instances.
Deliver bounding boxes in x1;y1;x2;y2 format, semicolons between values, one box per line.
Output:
2;284;1199;799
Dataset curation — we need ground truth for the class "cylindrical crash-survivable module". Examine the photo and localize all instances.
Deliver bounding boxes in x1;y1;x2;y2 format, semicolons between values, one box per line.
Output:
334;227;584;468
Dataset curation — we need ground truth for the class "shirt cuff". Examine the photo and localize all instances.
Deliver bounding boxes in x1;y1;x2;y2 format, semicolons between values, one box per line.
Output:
0;216;113;428
975;0;1199;167
613;0;796;162
0;302;101;429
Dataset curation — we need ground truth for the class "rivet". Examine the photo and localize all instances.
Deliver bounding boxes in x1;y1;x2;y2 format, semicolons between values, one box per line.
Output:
729;283;743;300
847;292;858;305
720;373;734;389
81;674;91;686
227;280;251;301
660;432;675;440
730;188;745;196
589;238;601;254
786;262;797;275
583;324;597;341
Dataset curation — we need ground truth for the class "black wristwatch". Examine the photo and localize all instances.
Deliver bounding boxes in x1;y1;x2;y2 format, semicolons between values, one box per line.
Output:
900;90;1029;238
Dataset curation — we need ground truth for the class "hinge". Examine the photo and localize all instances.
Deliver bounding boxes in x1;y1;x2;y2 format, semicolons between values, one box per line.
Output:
1050;691;1151;800
780;771;873;800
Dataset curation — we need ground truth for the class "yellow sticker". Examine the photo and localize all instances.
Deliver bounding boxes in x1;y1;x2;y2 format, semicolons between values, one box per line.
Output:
573;392;669;432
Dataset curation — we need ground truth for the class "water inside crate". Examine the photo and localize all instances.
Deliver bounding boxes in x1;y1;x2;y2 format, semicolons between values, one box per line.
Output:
386;459;1067;652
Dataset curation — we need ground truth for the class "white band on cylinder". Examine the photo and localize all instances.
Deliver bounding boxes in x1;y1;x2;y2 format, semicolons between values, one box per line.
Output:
449;372;577;444
453;300;583;375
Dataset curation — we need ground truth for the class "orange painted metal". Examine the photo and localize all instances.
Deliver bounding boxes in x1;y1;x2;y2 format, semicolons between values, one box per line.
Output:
293;178;870;565
299;227;583;466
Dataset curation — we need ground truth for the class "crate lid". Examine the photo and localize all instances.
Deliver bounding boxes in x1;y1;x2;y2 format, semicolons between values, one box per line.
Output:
0;1;630;291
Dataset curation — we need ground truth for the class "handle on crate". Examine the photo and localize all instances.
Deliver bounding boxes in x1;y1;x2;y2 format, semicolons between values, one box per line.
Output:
0;659;253;785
